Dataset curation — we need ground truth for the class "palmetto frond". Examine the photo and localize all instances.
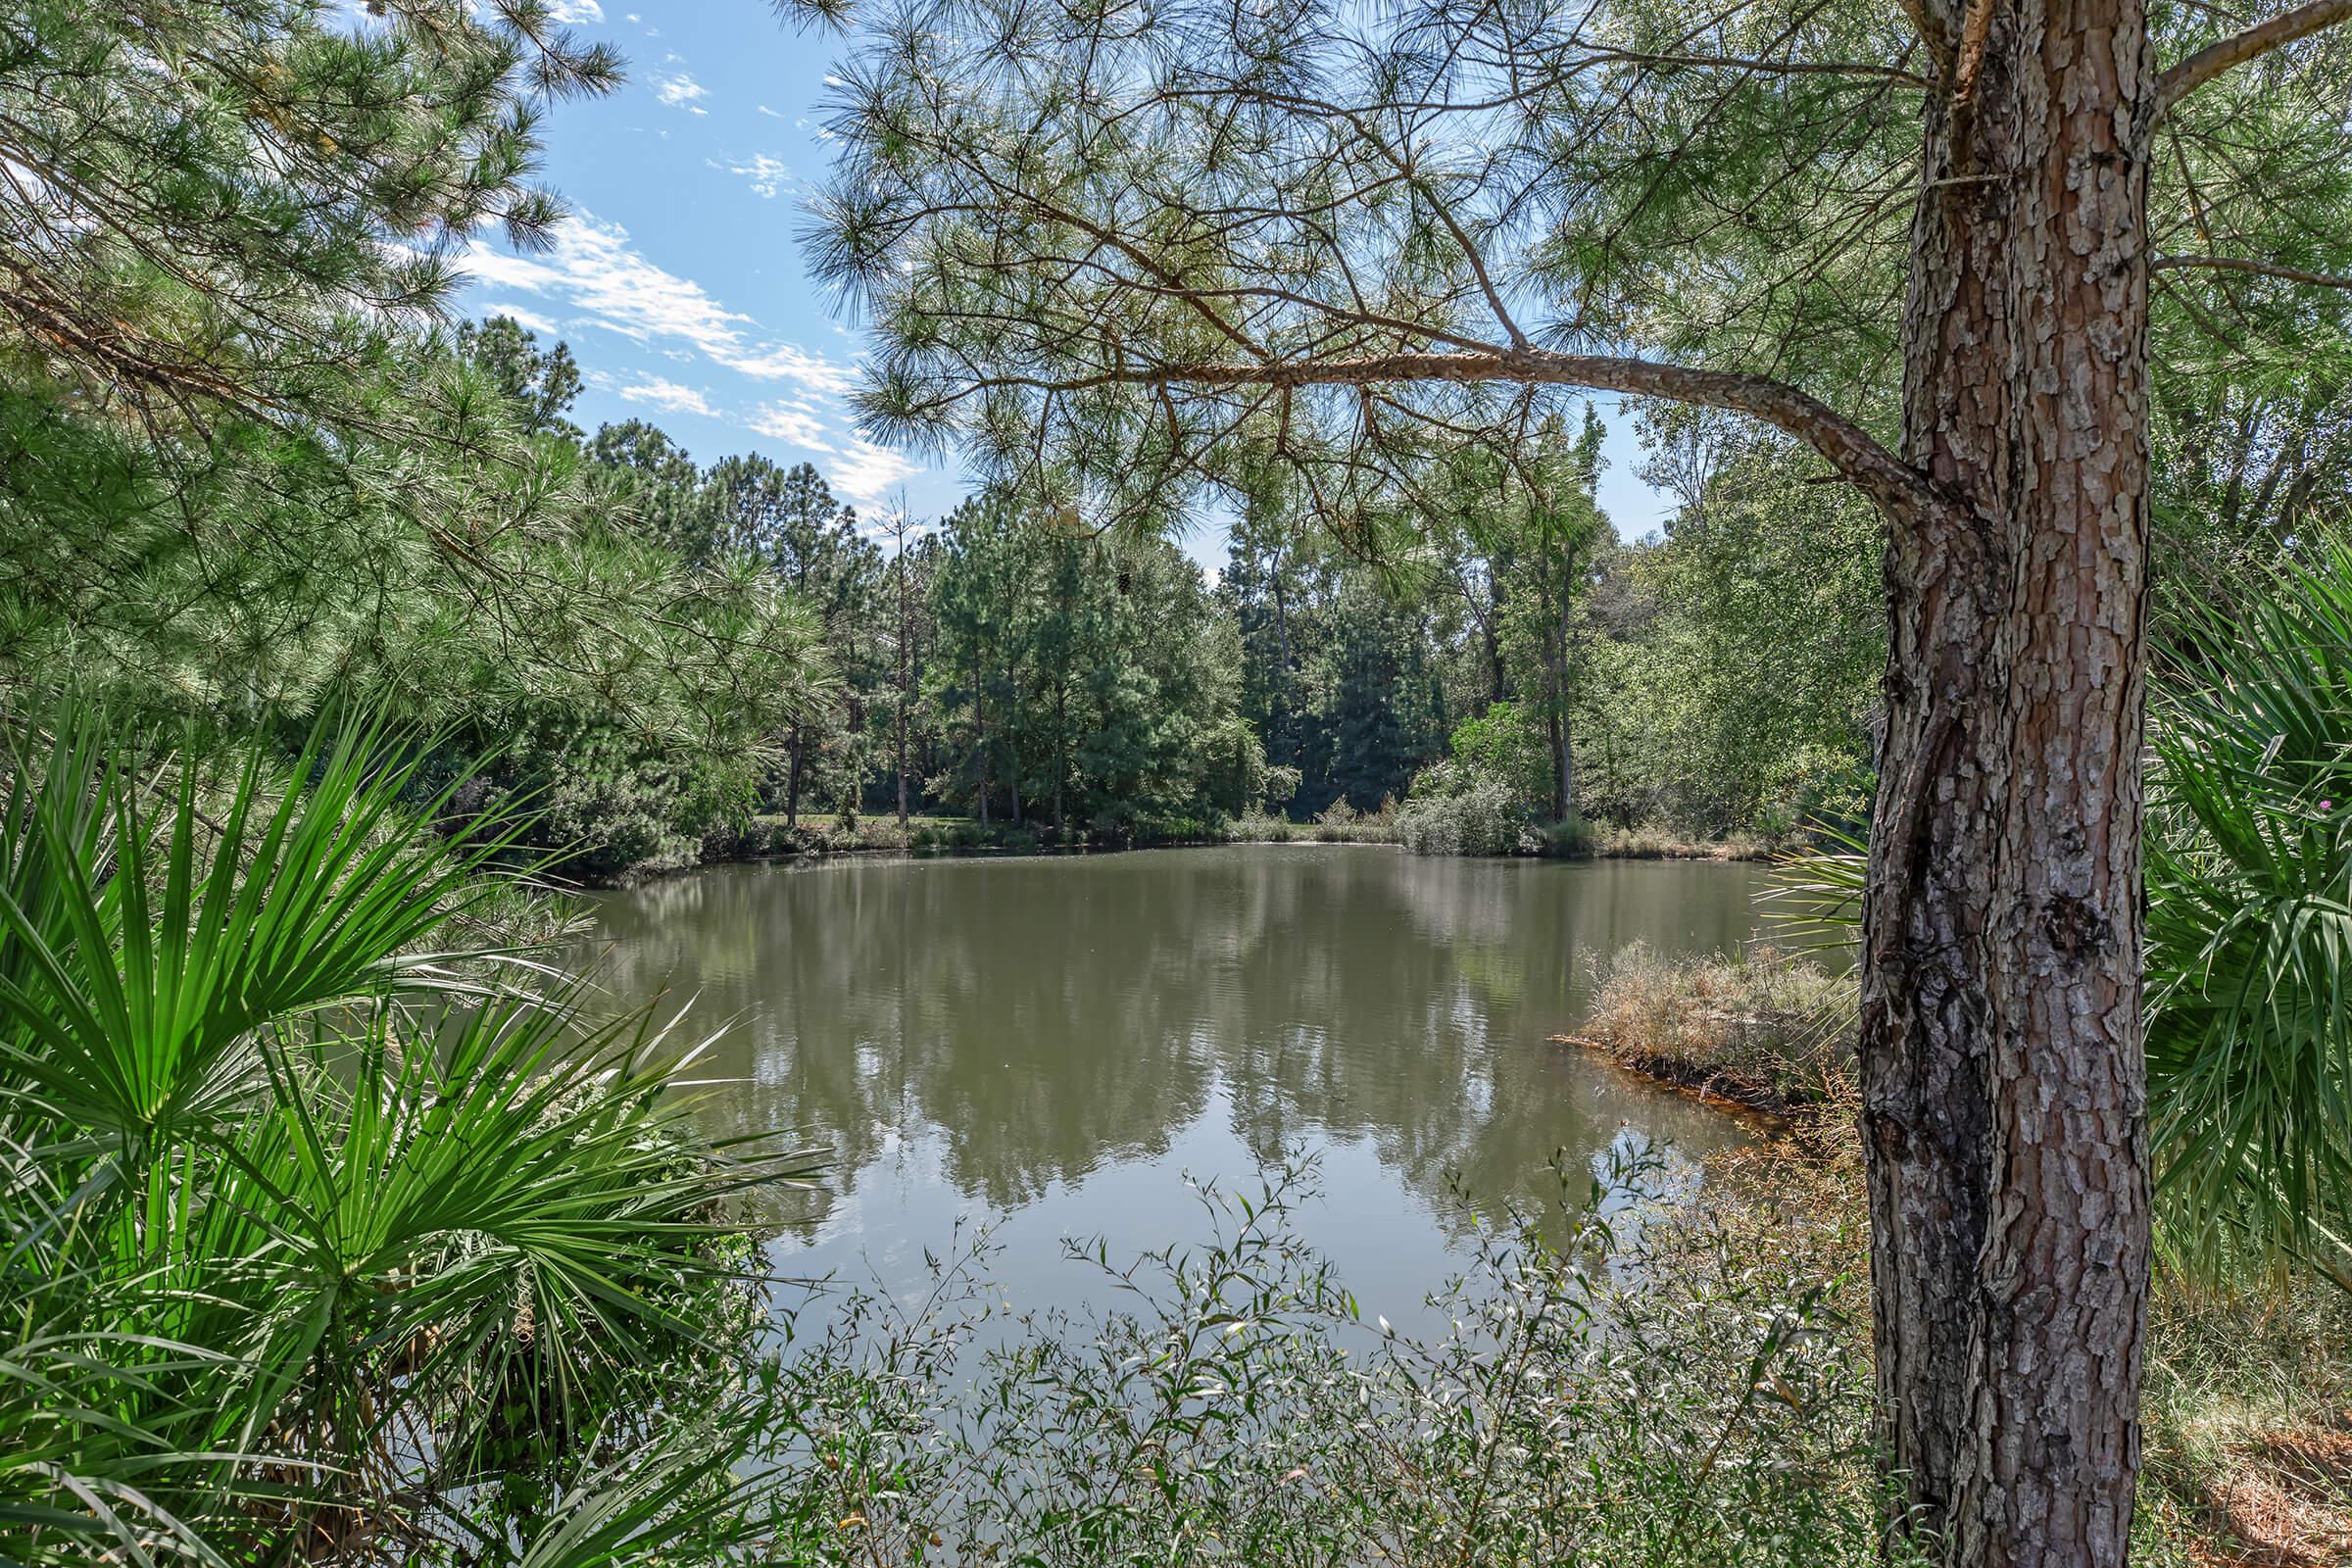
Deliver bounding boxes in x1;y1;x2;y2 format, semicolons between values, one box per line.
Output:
2146;537;2352;1282
0;711;821;1564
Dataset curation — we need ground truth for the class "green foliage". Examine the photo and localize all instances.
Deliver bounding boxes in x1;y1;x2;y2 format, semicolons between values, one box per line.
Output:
1198;713;1275;818
1396;703;1558;857
0;1;831;885
749;1156;1911;1568
1396;778;1528;858
2146;536;2352;1282
0;711;821;1565
1578;420;1883;836
0;305;830;882
926;496;1252;831
1434;701;1553;811
802;0;2349;550
460;316;587;439
1221;531;1451;818
0;1;617;430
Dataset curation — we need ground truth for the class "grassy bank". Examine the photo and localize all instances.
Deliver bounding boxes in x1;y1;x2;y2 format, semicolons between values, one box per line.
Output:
1562;945;1855;1119
1569;944;2352;1567
693;809;1393;866
1587;822;1779;861
675;808;1774;878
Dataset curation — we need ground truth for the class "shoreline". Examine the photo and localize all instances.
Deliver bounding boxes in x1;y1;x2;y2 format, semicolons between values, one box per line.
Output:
1549;1030;1810;1127
590;822;1777;888
1565;945;2352;1568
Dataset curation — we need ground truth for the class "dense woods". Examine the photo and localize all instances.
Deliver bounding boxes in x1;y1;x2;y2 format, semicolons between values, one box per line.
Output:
3;1;2351;1565
320;329;1885;875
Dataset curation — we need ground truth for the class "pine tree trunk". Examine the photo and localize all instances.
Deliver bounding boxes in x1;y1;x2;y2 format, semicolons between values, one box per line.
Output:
1866;4;2153;1563
976;664;991;827
1545;704;1566;822
1554;575;1574;822
785;723;805;829
1007;666;1022;827
1556;724;1574;824
898;556;911;828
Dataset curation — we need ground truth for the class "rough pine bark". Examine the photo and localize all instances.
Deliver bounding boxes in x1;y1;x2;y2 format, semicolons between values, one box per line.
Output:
1863;2;2154;1562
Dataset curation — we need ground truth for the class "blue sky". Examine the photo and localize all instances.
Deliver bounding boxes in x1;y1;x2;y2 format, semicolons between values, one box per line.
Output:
451;0;1680;567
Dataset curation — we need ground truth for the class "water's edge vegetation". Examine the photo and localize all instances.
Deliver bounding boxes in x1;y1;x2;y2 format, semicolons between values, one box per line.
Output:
0;716;1882;1565
639;807;1770;886
1570;946;2352;1567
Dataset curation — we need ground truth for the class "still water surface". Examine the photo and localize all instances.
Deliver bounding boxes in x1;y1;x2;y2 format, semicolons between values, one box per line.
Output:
568;846;1770;1329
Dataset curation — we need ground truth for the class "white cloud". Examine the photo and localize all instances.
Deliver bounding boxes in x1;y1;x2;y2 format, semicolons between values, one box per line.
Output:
724;154;794;198
460;218;754;363
456;216;864;401
758;104;785;119
723;341;861;395
546;1;603;21
650;70;707;113
828;434;918;507
618;377;717;417
476;301;560;336
750;402;835;451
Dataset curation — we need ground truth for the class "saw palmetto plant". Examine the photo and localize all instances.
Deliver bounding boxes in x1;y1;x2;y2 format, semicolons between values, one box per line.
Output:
1768;536;2352;1288
2144;537;2352;1285
0;713;821;1565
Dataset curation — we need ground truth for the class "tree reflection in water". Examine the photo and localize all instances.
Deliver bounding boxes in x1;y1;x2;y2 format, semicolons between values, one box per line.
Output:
566;847;1770;1332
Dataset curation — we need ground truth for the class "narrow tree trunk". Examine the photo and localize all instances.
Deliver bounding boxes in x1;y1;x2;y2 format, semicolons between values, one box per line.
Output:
785;723;805;829
897;543;911;828
1006;663;1022;827
975;663;991;827
845;695;864;820
1556;722;1573;824
1054;686;1067;832
1866;5;2153;1563
1271;553;1292;673
1487;570;1506;704
1544;703;1566;822
1553;571;1574;821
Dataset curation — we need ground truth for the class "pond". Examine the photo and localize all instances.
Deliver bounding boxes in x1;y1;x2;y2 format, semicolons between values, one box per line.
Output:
566;845;1773;1333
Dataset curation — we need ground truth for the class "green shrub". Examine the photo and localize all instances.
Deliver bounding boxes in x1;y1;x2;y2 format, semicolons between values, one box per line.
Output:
761;1154;1911;1568
1447;700;1554;809
1537;814;1593;857
0;713;819;1565
1397;777;1531;857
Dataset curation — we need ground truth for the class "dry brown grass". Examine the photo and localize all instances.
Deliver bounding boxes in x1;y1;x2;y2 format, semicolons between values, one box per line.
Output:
1574;945;2352;1568
2138;1280;2352;1567
1560;943;1855;1119
1589;823;1778;860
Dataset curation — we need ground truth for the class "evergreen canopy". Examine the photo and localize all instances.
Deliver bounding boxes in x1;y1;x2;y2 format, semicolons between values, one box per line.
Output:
1;0;616;432
802;0;2352;535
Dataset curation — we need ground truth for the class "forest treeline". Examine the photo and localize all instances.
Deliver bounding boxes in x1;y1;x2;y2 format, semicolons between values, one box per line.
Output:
193;315;1893;878
10;299;1886;881
418;308;2335;882
8;266;2334;885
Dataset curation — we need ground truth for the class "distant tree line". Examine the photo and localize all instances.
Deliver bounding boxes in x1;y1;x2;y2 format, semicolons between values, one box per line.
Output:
39;291;2308;885
464;318;1896;872
425;319;1894;875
